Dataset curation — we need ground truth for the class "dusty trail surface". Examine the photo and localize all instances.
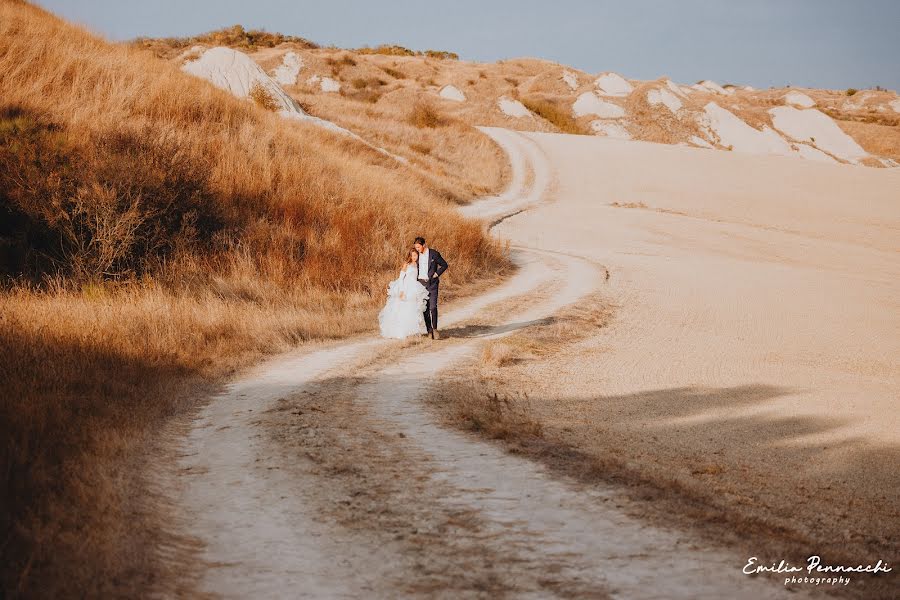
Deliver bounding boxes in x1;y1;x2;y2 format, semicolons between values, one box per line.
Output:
165;128;830;598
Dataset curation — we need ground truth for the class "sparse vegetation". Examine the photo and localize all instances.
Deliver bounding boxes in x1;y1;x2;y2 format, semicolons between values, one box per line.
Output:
341;77;386;103
133;24;318;58
325;53;357;75
356;44;458;60
424;49;459;60
481;341;522;366
451;387;544;440
847;88;859;96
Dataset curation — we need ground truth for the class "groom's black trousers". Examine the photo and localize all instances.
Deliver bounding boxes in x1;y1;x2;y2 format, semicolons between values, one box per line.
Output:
419;279;439;332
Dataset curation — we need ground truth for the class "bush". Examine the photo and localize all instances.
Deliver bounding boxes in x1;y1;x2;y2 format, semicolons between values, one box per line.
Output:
847;88;858;96
249;82;279;111
0;105;223;281
355;45;458;60
407;102;450;128
425;49;459;60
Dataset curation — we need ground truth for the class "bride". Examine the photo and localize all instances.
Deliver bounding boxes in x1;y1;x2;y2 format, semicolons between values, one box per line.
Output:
379;248;430;339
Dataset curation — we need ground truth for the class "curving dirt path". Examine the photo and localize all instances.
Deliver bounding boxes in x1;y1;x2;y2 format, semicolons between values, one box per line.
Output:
167;129;814;598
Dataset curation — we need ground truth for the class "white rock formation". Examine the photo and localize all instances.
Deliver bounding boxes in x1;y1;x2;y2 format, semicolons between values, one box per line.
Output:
697;102;793;156
439;85;466;102
769;106;868;163
648;88;683;113
573;92;625;118
498;97;532;118
594;72;633;96
784;91;815;108
271;51;303;86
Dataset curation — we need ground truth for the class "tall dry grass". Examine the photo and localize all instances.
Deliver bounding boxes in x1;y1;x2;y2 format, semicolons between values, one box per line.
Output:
520;96;587;135
289;90;507;203
0;1;508;595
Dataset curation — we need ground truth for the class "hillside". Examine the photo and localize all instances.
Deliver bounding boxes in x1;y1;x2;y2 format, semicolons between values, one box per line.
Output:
147;28;900;169
0;2;506;596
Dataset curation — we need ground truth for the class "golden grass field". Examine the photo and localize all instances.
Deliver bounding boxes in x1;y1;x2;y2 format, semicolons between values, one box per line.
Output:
0;1;508;595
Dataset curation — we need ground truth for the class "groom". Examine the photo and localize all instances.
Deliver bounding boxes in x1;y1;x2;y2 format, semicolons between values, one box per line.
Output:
414;236;448;339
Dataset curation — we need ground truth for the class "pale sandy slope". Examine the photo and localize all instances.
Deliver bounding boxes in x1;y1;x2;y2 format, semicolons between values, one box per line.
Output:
495;134;900;460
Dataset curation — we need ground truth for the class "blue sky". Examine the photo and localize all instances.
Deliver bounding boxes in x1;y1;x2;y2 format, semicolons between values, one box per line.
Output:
37;0;900;91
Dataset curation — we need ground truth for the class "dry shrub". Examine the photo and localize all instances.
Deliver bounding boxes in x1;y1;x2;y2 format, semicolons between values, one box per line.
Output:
325;53;357;74
520;97;586;135
410;142;432;155
408;102;450;128
343;77;386;103
0;106;224;281
249;81;279;111
381;66;406;79
424;49;459;60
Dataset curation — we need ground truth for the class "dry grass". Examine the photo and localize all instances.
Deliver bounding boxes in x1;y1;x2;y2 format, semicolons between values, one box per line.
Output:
480;341;519;366
407;101;452;128
520;96;587;135
293;90;506;202
480;339;539;366
380;65;407;79
0;1;507;595
450;385;544;441
249;81;280;111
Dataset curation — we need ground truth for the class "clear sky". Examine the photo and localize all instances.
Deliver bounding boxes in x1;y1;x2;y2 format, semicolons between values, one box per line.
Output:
36;0;900;91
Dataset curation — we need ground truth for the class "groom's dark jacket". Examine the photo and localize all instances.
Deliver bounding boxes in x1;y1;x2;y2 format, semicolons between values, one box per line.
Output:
421;248;448;287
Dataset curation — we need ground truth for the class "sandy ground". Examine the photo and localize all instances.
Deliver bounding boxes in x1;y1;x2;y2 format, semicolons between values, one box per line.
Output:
487;134;899;594
494;133;899;452
157;128;898;598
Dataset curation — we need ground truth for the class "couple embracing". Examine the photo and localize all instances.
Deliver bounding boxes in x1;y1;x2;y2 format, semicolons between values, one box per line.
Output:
378;237;448;340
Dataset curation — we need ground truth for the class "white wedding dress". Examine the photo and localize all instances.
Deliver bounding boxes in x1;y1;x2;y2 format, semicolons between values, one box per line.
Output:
379;264;430;339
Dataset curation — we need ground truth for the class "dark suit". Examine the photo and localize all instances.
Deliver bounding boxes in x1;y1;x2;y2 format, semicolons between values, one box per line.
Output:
417;248;448;332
